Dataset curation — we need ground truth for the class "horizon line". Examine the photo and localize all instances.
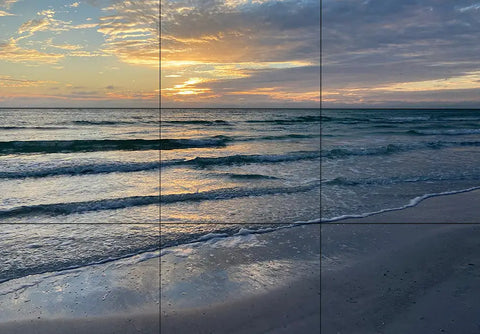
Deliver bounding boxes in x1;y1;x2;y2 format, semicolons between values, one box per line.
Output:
322;107;480;110
0;107;161;109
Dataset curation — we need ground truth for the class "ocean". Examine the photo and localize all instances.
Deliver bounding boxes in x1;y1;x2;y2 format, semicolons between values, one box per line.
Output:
0;108;321;284
322;108;480;221
160;108;321;248
0;108;160;283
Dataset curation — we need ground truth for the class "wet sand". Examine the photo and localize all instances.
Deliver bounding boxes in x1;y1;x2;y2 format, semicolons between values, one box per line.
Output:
161;224;320;334
322;189;480;333
337;188;480;224
0;253;160;334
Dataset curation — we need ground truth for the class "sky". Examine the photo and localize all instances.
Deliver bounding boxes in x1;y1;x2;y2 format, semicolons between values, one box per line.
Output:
160;0;321;108
323;0;480;108
0;0;159;107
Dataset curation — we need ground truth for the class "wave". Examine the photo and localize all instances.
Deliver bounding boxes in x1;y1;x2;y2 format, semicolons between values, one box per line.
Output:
161;151;321;168
322;144;408;159
210;133;320;142
322;186;480;223
322;174;480;187
387;116;431;122
161;182;320;204
440;117;480;122
322;140;480;159
254;133;320;140
407;129;480;136
0;126;69;130
163;120;231;126
160;133;318;148
0;139;160;155
160;218;320;250
0;248;160;285
246;115;321;124
0;161;160;179
160;136;231;150
223;173;280;180
0;195;159;218
67;120;158;125
321;116;438;125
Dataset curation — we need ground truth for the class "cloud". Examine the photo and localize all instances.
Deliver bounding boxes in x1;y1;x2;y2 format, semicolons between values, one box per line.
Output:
322;0;480;106
162;64;319;105
0;89;159;103
0;39;64;64
17;8;97;39
0;0;18;9
69;2;80;8
160;0;320;106
49;42;83;51
66;50;106;57
18;18;50;34
8;8;99;63
71;23;98;29
0;75;56;88
161;0;319;64
0;9;13;16
97;0;159;67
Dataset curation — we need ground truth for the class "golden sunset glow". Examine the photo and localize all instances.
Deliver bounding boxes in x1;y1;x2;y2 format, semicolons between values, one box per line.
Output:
160;0;320;107
0;0;159;107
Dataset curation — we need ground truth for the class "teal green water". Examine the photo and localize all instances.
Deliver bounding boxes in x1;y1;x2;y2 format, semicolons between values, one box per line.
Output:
160;108;321;248
322;108;480;220
0;108;159;283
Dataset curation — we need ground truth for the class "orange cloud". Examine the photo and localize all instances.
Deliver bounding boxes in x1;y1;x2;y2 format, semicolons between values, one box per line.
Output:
0;39;63;63
162;77;214;98
0;76;56;88
228;88;320;103
98;0;159;68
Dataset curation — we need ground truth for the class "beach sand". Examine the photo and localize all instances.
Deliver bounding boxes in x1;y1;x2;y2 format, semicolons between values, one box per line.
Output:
0;253;160;334
161;224;320;334
0;224;320;334
322;189;480;333
338;188;480;224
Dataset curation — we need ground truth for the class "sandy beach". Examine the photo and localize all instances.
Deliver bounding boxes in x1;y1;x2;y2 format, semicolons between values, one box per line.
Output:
161;224;320;334
322;189;480;333
336;188;480;224
0;252;160;334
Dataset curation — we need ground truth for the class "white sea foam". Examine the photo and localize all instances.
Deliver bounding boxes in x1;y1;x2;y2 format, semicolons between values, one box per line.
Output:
160;218;321;257
205;234;265;249
195;232;229;241
322;186;480;223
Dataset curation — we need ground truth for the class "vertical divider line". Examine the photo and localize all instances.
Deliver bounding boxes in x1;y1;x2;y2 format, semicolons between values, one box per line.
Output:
158;0;162;329
319;0;323;329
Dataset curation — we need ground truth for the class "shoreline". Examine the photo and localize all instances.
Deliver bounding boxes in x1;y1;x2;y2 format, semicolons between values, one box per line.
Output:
324;188;480;223
0;252;160;334
322;189;480;333
161;224;320;333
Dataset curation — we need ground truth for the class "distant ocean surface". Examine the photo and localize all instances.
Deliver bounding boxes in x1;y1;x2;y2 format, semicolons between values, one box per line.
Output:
160;108;321;248
0;109;160;283
322;108;480;221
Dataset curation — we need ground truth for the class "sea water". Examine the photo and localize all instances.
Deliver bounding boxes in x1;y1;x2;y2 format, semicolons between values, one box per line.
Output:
0;108;160;283
322;108;480;221
0;108;321;283
160;108;321;248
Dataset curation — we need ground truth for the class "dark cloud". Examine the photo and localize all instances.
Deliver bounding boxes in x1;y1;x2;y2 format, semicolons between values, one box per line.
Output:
323;0;480;106
162;0;320;63
161;0;320;107
200;65;320;92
